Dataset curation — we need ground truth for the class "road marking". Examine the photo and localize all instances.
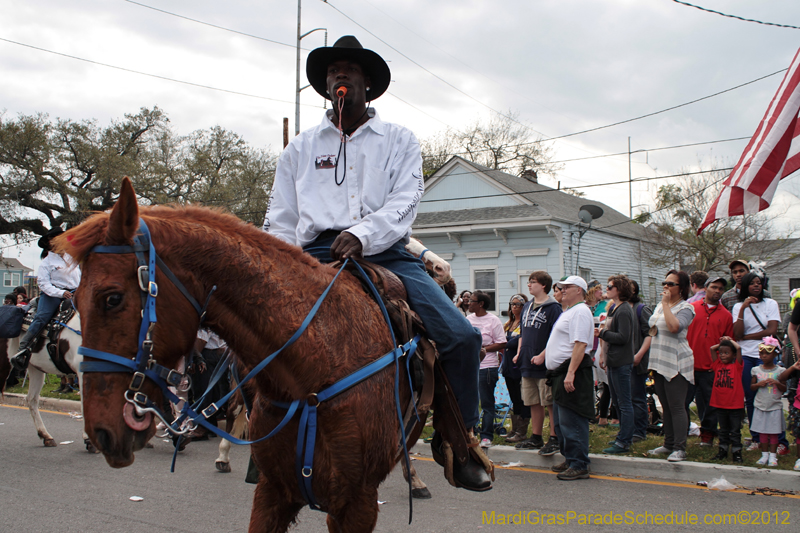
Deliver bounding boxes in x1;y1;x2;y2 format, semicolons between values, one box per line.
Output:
412;456;800;499
1;404;74;416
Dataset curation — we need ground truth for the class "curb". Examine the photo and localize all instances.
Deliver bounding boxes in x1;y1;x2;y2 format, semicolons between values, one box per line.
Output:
4;394;797;493
1;392;81;414
411;440;799;493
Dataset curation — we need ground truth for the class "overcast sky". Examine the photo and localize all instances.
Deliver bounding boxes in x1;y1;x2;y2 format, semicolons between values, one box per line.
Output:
2;0;800;270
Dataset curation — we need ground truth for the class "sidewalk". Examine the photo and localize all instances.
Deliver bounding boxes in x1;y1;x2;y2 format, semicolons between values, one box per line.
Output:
411;440;799;494
5;392;796;493
2;392;80;414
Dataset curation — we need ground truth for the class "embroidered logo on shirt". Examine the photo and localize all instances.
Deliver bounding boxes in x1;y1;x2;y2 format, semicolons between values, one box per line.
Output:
315;155;337;169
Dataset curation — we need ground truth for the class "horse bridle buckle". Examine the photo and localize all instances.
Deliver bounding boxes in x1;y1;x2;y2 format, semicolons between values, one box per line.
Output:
130;372;146;392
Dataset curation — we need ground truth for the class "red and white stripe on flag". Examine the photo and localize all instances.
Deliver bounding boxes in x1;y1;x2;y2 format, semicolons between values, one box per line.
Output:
698;47;800;234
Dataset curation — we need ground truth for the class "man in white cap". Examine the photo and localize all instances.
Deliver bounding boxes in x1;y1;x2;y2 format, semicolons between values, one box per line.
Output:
532;275;595;480
263;36;488;491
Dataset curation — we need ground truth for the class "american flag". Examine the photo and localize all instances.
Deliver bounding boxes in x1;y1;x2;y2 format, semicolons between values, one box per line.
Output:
698;48;800;234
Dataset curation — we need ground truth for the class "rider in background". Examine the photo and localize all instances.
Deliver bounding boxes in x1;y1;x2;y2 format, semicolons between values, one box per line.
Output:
11;228;81;372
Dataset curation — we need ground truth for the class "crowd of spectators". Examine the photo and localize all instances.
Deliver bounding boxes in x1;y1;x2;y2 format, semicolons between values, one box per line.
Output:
462;258;800;476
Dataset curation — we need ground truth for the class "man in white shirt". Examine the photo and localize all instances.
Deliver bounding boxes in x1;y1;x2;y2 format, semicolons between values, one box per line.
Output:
533;276;594;480
263;36;487;491
11;229;81;371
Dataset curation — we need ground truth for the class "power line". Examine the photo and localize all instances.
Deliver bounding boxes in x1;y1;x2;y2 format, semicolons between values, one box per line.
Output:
672;1;800;30
595;175;730;231
123;0;301;48
322;1;549;137
421;135;751;165
0;37;324;108
124;0;787;154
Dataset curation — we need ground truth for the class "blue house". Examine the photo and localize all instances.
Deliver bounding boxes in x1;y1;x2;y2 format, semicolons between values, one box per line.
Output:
412;157;671;314
1;257;32;294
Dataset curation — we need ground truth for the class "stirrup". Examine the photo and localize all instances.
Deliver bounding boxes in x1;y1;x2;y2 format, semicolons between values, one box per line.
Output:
11;348;31;372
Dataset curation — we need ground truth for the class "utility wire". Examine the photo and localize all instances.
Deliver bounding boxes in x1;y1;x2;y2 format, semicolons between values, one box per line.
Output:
595;173;729;231
0;37;324;108
672;1;800;30
421;135;751;165
323;1;549;137
123;0;302;48
418;167;733;204
123;0;787;152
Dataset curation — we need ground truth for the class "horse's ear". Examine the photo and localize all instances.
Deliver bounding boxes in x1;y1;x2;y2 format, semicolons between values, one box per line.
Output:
106;177;139;244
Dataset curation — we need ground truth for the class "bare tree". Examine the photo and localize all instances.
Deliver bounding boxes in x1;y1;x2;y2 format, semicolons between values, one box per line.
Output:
635;168;791;272
420;111;561;178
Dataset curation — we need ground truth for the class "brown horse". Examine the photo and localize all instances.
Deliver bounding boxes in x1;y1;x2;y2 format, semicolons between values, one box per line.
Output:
58;178;427;532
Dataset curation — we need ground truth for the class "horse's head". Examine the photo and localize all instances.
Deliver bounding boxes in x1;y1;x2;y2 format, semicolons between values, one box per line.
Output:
55;178;201;468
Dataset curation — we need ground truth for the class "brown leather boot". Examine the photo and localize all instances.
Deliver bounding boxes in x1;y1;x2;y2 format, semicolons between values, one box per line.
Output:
505;415;528;443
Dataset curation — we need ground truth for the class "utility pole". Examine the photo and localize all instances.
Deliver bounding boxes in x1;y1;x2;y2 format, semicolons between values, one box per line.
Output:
628;136;633;219
295;0;326;135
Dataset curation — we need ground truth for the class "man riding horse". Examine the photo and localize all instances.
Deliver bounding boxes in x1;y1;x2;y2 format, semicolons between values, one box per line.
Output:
263;35;491;491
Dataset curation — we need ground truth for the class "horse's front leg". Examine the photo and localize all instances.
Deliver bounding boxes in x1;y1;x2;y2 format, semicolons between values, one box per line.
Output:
25;369;56;447
248;479;303;533
326;487;379;533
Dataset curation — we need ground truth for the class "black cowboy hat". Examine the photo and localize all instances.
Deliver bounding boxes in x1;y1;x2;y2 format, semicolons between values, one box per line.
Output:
306;36;391;101
37;227;63;249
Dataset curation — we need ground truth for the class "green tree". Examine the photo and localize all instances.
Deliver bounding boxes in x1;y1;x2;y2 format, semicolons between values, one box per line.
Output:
0;107;277;242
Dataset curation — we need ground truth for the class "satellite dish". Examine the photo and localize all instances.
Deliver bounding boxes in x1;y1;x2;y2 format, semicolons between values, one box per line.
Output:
579;204;604;222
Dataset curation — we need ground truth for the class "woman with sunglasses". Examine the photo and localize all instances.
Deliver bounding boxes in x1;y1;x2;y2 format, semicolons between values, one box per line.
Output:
732;271;780;450
647;270;696;462
502;293;530;442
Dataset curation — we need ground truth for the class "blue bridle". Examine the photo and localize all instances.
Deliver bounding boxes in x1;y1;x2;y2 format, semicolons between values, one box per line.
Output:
78;218;420;517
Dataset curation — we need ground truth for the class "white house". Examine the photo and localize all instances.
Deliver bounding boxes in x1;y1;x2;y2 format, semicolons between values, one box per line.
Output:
412;157;671;314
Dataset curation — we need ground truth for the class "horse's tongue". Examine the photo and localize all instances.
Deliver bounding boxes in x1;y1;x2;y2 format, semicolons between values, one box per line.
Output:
122;402;152;431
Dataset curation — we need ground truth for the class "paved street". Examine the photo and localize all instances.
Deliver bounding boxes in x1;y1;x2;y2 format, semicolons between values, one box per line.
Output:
1;403;797;532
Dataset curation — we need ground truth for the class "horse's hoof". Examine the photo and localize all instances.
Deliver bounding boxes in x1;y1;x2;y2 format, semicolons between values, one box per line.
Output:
411;487;432;499
85;441;100;454
215;461;232;473
43;438;57;448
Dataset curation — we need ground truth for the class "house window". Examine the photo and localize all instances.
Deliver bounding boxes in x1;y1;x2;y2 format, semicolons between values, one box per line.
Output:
472;267;498;313
3;273;13;287
579;268;592;282
790;278;800;291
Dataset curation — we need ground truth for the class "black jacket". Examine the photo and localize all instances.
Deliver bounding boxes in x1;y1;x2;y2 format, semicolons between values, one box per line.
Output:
546;353;595;419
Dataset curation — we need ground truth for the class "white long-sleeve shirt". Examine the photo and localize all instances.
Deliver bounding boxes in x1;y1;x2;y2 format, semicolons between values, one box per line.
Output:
37;252;81;298
263;108;424;256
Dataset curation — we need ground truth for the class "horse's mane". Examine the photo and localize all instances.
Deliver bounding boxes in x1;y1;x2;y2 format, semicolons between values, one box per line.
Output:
54;204;317;270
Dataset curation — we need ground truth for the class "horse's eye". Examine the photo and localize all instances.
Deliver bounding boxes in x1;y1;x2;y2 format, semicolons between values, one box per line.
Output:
105;293;123;310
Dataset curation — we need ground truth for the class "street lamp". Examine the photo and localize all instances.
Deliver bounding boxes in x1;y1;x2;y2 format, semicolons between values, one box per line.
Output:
574;204;604;276
295;0;327;135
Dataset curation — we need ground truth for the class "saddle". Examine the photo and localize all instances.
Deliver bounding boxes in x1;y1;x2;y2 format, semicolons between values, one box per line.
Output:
21;300;77;375
337;260;494;487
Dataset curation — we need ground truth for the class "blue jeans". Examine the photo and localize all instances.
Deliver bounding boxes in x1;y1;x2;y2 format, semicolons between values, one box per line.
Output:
479;367;499;441
631;371;649;438
304;236;482;427
608;364;634;448
553;403;590;471
692;370;718;437
19;293;62;349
